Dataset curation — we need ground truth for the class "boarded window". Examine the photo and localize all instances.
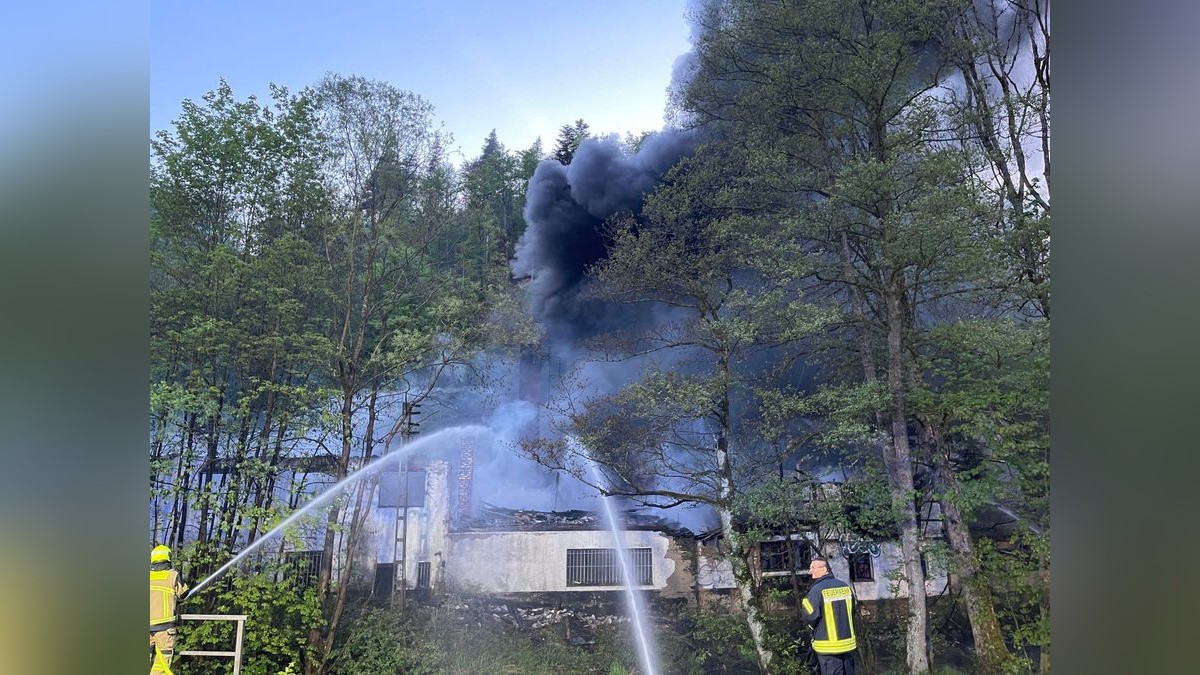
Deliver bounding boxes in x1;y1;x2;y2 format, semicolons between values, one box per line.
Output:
849;553;874;582
378;470;426;508
566;548;652;586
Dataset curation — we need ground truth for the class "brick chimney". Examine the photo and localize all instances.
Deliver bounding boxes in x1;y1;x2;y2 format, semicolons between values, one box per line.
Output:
456;435;475;524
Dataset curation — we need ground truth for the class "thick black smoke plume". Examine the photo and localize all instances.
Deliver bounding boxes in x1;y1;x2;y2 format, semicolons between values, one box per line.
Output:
512;130;698;342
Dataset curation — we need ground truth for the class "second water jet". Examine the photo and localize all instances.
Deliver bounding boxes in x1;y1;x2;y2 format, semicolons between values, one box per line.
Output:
574;437;660;675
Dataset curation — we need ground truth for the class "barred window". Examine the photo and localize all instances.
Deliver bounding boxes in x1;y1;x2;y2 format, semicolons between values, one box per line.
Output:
566;548;652;586
283;550;323;590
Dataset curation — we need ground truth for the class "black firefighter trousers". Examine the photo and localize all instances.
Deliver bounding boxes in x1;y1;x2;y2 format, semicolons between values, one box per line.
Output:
816;651;856;675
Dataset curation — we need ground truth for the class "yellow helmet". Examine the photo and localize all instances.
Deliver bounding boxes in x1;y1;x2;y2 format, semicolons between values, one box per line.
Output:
151;545;171;563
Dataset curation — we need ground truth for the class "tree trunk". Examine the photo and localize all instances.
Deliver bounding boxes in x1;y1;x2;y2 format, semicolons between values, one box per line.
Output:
722;510;774;674
196;416;219;549
885;285;930;673
170;412;197;548
942;497;1010;671
716;378;775;673
913;413;1021;673
314;388;381;673
315;480;375;673
1038;562;1050;673
936;452;1011;672
304;386;355;675
842;233;930;672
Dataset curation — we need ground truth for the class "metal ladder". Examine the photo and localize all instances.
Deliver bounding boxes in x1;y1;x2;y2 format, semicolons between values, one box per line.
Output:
392;458;409;611
177;613;248;674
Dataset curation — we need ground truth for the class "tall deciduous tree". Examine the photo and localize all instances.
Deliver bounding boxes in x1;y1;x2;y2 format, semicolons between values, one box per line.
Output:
304;73;519;674
304;72;444;672
921;2;1050;669
944;0;1050;319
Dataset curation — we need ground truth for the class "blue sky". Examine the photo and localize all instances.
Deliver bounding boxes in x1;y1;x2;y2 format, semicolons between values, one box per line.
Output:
151;1;693;163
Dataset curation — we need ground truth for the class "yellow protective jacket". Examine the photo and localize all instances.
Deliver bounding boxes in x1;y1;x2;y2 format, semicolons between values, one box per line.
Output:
150;565;186;631
801;573;857;654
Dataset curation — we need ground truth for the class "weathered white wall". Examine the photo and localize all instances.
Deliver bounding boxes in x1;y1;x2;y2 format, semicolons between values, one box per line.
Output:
822;542;949;602
696;539;737;590
692;537;949;602
358;468;947;602
413;461;450;589
363;460;452;590
446;529;678;594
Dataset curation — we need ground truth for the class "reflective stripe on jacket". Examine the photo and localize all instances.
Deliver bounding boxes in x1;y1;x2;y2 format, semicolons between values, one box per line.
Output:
150;568;184;630
801;574;857;654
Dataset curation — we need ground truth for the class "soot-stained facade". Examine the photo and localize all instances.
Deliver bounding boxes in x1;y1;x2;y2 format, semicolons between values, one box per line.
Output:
355;460;947;608
359;460;695;600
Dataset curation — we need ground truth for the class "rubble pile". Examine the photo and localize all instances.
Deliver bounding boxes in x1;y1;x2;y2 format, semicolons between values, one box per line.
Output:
465;601;630;630
515;605;629;630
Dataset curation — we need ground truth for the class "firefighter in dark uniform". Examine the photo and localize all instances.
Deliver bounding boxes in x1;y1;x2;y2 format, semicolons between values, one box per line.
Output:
150;545;188;674
801;556;858;675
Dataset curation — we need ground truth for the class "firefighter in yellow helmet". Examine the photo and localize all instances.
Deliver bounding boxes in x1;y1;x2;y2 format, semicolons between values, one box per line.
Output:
801;557;858;675
150;545;188;674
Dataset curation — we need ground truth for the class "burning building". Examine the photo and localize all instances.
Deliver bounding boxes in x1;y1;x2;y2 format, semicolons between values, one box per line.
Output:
350;452;947;610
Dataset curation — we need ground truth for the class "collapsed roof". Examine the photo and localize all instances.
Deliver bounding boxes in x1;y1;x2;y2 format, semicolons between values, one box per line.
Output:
459;503;694;537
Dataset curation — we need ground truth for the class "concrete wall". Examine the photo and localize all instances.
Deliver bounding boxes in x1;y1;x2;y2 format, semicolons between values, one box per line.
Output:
660;533;696;600
692;536;949;603
445;529;682;594
824;541;948;601
362;460;452;591
696;537;737;591
357;465;947;603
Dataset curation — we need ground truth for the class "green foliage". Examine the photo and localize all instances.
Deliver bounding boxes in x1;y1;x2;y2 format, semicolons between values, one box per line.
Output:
918;319;1050;520
674;608;759;673
176;567;324;675
738;476;816;530
150;78;337;556
328;609;439;675
830;470;902;541
977;533;1050;661
458;130;532;271
380;604;641;675
552;118;590;165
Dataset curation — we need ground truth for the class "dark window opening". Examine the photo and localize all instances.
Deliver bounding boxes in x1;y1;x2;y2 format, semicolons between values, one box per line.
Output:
759;539;812;572
849;553;874;582
373;562;395;601
566;548;652;586
416;561;431;589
